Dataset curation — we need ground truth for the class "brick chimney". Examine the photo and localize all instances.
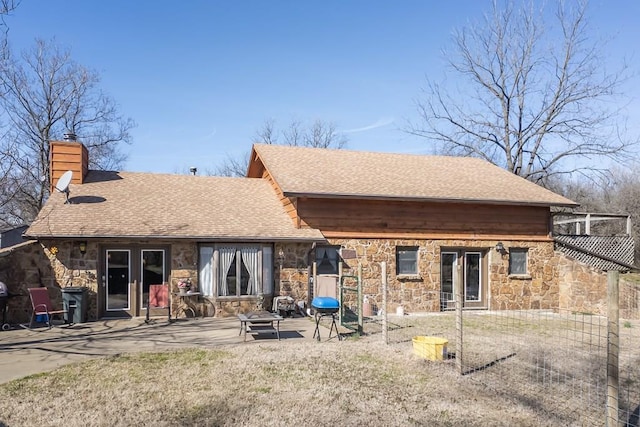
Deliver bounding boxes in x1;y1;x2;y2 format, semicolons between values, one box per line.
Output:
49;134;89;192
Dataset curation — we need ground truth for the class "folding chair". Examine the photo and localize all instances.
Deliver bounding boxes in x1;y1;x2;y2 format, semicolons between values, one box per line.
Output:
145;283;170;323
28;287;67;329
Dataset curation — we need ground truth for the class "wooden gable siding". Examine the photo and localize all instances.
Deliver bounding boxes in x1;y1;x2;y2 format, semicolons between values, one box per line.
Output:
261;168;301;227
295;197;552;240
247;152;302;227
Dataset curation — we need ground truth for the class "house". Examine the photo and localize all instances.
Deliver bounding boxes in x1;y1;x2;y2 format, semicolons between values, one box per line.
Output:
15;139;627;322
0;225;28;249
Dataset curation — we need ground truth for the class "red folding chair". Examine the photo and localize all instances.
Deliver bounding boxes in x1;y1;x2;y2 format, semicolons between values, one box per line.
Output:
145;284;170;323
28;287;67;329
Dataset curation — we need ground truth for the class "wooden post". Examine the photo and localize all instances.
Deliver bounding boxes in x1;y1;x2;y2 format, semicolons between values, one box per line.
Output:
607;270;619;427
338;261;343;326
382;262;388;345
357;264;363;335
456;262;464;375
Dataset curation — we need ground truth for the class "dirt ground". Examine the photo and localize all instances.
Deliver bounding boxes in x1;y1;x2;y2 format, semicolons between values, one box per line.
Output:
2;310;638;426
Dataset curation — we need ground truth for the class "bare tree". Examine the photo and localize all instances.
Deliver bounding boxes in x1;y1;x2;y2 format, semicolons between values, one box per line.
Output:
213;118;347;177
408;0;636;183
552;169;640;263
0;38;135;226
0;1;17;47
255;118;347;149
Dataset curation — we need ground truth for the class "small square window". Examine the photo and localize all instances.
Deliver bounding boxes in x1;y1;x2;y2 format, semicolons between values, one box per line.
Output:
316;246;339;275
509;248;528;275
396;246;418;275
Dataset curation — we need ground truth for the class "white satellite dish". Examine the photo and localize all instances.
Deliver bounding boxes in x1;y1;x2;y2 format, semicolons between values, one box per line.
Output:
54;170;73;203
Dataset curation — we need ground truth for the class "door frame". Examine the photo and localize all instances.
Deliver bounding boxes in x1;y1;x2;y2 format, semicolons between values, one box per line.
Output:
440;248;488;310
98;244;171;318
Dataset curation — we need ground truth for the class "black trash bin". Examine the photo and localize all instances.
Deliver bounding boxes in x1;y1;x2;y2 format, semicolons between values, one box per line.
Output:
61;287;87;324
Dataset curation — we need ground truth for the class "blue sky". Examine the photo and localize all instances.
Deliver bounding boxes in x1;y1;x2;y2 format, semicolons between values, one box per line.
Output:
6;1;640;173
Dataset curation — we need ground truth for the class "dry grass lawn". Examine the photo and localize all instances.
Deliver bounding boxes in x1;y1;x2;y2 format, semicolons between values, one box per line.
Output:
0;331;595;427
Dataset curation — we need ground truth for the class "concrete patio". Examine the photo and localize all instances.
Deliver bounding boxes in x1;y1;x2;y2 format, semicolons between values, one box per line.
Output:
0;315;321;384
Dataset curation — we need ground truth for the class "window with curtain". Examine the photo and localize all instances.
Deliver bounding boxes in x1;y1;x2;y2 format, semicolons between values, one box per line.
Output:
199;245;271;297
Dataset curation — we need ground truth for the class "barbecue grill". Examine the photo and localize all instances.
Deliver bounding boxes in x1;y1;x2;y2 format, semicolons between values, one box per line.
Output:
311;297;341;341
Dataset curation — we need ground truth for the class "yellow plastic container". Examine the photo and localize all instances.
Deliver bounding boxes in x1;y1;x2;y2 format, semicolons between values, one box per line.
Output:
412;336;448;361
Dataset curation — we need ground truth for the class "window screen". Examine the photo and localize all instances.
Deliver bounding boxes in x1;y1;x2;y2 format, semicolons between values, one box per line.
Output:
509;248;528;275
396;246;418;275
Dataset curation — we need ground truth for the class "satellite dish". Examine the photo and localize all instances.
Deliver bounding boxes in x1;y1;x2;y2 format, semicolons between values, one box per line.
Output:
54;170;73;204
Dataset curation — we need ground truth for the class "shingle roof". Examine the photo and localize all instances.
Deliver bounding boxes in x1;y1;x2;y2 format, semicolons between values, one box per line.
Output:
252;144;577;207
26;171;324;240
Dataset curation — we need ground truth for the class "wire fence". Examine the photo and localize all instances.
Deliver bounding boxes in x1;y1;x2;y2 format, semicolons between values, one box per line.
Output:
347;271;640;426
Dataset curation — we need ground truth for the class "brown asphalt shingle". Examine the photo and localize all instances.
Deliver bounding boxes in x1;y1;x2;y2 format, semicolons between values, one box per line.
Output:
26;171;324;240
252;144;577;207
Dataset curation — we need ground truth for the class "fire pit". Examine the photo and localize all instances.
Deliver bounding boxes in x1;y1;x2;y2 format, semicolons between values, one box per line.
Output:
311;297;340;341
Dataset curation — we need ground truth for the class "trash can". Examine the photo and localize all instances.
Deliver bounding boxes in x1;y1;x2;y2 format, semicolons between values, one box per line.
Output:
61;287;87;324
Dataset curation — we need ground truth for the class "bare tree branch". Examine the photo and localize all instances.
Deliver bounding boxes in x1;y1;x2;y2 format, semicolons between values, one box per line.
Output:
0;38;135;226
408;0;637;183
214;118;347;177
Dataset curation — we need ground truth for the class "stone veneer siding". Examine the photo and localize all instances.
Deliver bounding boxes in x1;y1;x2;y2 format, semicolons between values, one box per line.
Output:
325;238;560;314
2;238;624;322
0;240;98;324
557;250;608;315
272;242;313;306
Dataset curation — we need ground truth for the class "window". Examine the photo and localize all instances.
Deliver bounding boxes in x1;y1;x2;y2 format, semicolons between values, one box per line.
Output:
440;252;457;301
396;246;419;275
465;252;481;301
198;245;273;297
316;246;339;275
509;248;528;275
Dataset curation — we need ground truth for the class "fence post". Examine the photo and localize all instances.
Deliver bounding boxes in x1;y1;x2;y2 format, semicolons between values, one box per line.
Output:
382;262;388;345
357;264;363;335
607;270;619;427
456;262;463;375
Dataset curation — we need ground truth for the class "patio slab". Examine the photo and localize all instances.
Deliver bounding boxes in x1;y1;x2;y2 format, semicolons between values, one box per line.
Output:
0;315;317;384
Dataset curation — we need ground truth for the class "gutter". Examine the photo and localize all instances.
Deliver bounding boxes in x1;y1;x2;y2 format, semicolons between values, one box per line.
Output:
283;192;578;208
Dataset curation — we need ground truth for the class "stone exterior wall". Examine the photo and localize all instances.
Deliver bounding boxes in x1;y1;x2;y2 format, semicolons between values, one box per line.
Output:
273;242;313;306
557;250;608;315
2;237;620;322
328;238;559;314
0;239;98;324
490;241;559;311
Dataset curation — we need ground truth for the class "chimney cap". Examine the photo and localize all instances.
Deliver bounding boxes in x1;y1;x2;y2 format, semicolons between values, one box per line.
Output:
63;132;77;142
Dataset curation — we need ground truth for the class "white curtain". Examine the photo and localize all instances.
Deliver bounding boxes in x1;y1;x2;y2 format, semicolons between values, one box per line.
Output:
241;247;260;295
198;247;214;296
262;246;273;296
218;247;235;296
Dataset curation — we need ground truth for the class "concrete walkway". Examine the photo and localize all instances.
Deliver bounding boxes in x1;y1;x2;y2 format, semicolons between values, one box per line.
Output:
0;315;320;384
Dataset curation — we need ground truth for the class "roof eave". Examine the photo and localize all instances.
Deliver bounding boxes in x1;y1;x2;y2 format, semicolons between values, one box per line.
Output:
282;191;578;208
23;233;326;243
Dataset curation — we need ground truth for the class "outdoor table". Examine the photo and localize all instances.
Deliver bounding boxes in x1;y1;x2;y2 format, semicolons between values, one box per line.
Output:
237;311;284;341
